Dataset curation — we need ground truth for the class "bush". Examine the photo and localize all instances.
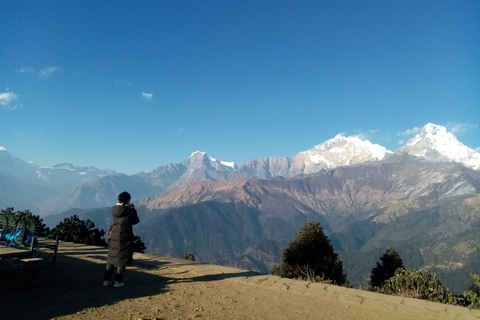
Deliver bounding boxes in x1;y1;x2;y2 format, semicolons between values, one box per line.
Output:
51;215;106;246
133;235;146;253
271;221;347;285
460;274;480;309
181;253;196;261
375;268;458;305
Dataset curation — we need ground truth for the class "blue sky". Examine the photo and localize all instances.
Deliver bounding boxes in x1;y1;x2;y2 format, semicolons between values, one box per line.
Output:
1;1;479;174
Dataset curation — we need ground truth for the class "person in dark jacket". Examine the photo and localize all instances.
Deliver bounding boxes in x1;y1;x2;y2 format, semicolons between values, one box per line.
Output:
103;191;140;287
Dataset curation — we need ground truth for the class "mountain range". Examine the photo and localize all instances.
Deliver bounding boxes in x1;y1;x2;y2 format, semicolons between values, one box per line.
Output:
131;156;480;290
4;123;477;216
27;123;480;292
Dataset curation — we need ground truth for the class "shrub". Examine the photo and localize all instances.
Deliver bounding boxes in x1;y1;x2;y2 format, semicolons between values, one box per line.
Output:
375;268;458;305
51;215;106;246
181;253;196;261
271;221;347;285
133;235;146;253
460;274;480;309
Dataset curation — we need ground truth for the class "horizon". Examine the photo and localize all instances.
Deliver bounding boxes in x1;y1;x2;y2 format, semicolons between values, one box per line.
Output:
1;121;478;174
1;1;479;174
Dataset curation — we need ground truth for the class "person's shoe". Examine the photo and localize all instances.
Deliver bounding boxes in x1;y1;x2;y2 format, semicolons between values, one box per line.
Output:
113;281;125;288
103;280;112;287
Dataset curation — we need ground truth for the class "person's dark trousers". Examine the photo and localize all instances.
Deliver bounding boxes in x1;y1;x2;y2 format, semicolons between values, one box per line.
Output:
115;272;124;282
103;268;113;281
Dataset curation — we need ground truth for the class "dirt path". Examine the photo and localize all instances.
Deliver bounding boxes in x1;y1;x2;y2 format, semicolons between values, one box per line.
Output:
2;242;478;320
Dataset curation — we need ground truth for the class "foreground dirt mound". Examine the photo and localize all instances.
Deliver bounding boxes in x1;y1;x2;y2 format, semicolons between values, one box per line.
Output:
2;242;479;320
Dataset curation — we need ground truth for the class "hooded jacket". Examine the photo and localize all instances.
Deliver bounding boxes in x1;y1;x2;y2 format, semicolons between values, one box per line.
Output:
107;204;140;267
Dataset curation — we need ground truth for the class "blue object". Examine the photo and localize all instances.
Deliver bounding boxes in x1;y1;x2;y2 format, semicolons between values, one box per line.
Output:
24;231;38;246
0;229;7;241
5;230;23;245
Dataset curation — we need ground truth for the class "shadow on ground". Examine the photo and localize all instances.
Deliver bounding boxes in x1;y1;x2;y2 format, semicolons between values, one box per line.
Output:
1;246;258;320
2;255;166;320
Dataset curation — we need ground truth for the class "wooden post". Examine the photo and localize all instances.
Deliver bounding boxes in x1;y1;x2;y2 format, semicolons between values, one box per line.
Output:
52;235;59;268
30;231;35;251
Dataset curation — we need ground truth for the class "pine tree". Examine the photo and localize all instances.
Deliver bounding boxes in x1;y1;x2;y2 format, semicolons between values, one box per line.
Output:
370;247;404;289
271;221;347;285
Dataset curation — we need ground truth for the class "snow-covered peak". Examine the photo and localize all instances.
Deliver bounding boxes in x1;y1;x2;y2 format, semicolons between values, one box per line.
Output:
210;156;236;170
220;161;236;169
307;134;391;161
398;123;480;170
184;151;236;171
189;150;206;158
290;135;392;174
422;123;448;135
185;150;211;165
0;146;13;160
43;163;77;171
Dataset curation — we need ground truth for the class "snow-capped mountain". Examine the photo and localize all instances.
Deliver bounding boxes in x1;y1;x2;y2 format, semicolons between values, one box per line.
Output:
35;162;117;188
290;134;392;175
0;146;35;176
143;150;237;190
38;151;239;215
0;146;118;212
2;122;479;216
239;134;392;178
398;123;480;170
184;151;237;171
131;156;480;287
140;150;237;187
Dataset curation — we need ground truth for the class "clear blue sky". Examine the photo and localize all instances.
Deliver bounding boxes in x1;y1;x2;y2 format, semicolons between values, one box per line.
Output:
1;1;479;174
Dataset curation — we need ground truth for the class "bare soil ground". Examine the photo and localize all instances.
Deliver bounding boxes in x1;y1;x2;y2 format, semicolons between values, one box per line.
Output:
0;242;467;320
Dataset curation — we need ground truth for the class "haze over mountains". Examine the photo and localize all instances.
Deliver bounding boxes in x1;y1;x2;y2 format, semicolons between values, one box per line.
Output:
3;123;478;217
3;123;480;291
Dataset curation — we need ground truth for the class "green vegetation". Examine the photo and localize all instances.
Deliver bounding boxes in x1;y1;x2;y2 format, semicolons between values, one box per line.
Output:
181;253;196;261
3;206;480;309
270;222;480;309
460;274;480;309
370;247;404;289
52;214;147;251
1;207;50;236
133;235;147;253
371;268;480;309
1;207;147;253
375;268;458;305
52;214;106;246
271;221;347;286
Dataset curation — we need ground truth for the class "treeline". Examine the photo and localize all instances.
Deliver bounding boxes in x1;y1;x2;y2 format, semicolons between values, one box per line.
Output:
0;207;146;253
271;221;480;309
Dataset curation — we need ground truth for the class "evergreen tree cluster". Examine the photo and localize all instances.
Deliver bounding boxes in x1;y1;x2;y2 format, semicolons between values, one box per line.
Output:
51;214;106;246
271;221;480;309
1;207;50;236
50;214;146;252
1;207;146;252
370;247;404;288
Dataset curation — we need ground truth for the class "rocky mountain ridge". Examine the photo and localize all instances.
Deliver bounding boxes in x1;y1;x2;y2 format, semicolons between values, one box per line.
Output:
39;140;480;291
131;156;480;291
1;123;479;215
0;147;116;211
